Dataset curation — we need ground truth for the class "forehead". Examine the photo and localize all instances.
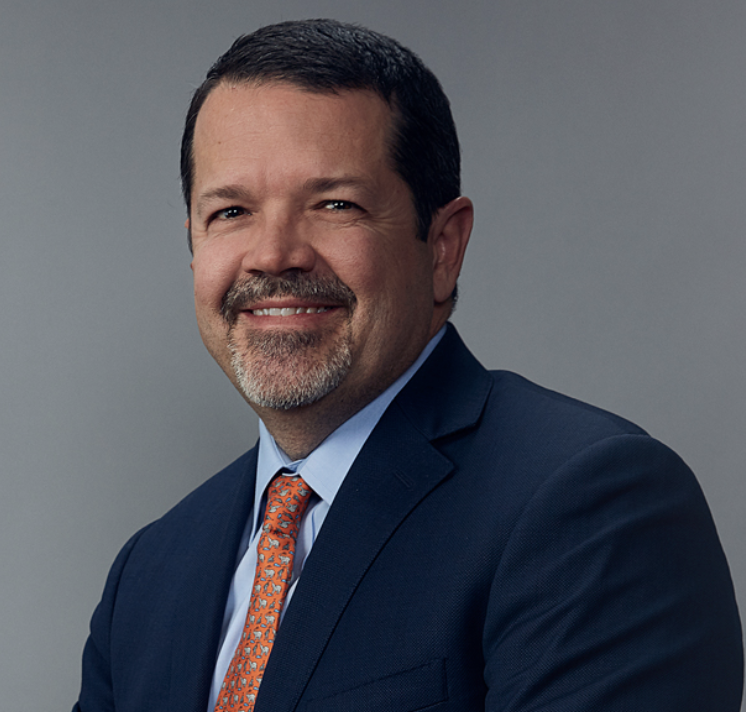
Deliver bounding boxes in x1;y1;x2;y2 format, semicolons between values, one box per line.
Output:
191;81;397;187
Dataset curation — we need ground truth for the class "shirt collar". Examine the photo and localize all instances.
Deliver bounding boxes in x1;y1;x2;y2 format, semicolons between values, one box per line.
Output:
253;326;446;526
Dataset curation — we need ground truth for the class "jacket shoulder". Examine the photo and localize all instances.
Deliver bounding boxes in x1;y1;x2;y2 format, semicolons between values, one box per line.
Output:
489;369;647;438
131;446;257;555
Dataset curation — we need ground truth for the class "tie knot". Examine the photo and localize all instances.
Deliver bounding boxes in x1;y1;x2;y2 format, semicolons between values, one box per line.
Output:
262;474;313;539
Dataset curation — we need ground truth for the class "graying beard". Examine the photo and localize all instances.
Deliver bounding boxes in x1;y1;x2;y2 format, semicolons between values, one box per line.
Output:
229;329;352;410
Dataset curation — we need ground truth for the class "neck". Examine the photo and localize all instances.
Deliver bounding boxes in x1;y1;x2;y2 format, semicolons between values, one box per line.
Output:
252;392;371;460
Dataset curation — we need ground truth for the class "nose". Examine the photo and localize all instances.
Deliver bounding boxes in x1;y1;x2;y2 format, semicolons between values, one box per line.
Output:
240;210;317;276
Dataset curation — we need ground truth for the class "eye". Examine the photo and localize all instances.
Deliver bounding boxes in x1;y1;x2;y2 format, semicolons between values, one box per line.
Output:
323;200;357;211
216;206;248;220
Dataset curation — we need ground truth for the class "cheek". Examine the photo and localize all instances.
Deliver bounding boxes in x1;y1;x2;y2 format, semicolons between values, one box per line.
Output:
349;247;431;333
192;271;220;314
193;288;233;372
192;280;225;347
190;253;238;363
191;244;239;313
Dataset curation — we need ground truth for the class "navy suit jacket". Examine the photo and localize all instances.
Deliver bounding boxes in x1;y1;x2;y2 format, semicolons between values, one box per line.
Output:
75;325;743;711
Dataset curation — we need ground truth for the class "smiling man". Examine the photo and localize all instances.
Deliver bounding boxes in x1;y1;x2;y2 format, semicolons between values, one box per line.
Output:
188;82;468;459
74;19;742;712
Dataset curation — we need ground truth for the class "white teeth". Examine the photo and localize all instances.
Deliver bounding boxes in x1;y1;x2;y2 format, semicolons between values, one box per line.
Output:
251;306;331;316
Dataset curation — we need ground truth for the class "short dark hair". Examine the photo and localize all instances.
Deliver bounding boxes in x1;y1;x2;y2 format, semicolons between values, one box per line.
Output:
180;19;461;243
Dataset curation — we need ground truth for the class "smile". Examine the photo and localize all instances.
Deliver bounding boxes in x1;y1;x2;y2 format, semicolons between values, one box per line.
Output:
250;306;333;316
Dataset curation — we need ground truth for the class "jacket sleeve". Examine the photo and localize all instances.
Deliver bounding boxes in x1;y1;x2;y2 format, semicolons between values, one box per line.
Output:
482;434;743;711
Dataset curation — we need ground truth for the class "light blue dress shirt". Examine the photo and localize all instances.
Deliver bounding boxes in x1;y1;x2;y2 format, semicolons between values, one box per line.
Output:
207;327;446;710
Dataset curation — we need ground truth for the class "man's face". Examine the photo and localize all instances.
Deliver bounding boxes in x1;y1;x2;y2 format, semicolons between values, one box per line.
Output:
189;81;443;417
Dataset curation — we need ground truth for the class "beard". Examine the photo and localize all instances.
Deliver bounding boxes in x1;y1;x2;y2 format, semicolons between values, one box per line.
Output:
222;273;356;410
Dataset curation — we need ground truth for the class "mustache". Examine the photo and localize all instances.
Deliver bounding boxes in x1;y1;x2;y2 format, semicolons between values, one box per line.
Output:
221;273;357;325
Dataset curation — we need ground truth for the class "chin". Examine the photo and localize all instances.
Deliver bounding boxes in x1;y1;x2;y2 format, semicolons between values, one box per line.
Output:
229;328;353;410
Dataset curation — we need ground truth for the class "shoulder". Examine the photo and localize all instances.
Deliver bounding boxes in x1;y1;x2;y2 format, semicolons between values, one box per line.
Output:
89;446;258;630
123;447;258;563
466;369;703;518
406;332;705;529
486;368;647;443
400;324;646;452
435;366;667;512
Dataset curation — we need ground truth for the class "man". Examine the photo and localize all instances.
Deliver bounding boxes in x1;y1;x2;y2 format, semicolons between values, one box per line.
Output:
74;19;743;712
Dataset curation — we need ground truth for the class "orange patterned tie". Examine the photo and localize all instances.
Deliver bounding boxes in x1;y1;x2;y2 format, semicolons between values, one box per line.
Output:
214;474;313;712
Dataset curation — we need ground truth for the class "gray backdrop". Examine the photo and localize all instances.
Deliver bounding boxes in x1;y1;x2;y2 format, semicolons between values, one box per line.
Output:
1;1;744;708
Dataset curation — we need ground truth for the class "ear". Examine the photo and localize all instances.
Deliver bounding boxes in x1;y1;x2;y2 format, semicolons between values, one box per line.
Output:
428;196;474;305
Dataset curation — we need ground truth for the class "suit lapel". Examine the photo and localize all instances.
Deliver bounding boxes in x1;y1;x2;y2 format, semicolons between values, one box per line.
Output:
254;325;493;712
168;448;259;712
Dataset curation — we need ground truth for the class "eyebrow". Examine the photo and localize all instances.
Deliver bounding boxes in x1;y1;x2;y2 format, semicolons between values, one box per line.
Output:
302;176;370;193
